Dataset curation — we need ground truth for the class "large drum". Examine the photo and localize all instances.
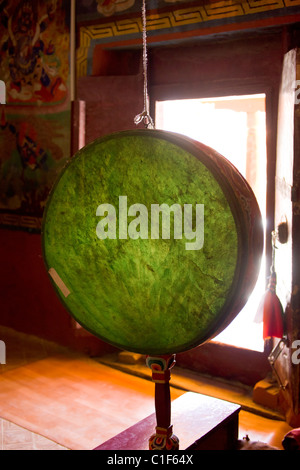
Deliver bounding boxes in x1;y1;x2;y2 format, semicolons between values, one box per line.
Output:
42;129;263;355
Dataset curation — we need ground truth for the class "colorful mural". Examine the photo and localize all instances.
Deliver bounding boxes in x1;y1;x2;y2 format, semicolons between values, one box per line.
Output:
0;0;70;231
0;0;69;106
0;108;70;230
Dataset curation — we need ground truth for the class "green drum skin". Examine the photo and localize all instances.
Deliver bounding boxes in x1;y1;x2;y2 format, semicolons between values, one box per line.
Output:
42;129;263;355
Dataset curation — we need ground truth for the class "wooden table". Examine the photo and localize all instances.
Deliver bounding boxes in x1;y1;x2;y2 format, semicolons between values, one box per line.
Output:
94;392;241;450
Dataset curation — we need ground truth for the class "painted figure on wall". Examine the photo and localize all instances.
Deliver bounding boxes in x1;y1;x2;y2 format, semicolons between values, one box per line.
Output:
0;109;68;218
0;0;70;229
0;0;69;105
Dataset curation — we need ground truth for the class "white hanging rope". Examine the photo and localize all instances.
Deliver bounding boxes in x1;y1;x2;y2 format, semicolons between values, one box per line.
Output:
134;0;154;129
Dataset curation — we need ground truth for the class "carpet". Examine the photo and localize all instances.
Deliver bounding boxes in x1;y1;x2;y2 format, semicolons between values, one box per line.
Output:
0;349;182;450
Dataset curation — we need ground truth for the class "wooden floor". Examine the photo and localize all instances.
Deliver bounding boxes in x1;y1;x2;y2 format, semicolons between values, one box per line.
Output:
0;326;292;450
0;418;67;451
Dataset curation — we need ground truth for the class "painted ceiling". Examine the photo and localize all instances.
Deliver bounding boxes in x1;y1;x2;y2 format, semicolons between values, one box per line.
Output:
76;0;300;77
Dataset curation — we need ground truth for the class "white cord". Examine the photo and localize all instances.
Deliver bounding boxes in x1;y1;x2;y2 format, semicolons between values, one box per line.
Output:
134;0;154;129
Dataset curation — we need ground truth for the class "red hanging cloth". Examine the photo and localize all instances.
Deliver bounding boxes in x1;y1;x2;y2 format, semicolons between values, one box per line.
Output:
1;104;6;128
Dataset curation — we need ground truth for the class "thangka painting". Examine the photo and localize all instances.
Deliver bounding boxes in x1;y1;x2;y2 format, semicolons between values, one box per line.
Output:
0;0;70;231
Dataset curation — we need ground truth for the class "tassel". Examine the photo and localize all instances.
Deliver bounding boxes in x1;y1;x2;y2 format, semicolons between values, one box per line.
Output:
256;271;284;340
255;230;284;340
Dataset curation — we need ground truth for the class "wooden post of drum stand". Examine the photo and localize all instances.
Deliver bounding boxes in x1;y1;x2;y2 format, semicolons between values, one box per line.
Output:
146;354;179;450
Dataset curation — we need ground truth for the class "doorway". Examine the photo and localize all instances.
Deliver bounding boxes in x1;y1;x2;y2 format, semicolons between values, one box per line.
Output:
155;94;267;352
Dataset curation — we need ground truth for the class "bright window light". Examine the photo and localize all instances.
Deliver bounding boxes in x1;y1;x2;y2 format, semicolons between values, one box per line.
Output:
156;95;266;352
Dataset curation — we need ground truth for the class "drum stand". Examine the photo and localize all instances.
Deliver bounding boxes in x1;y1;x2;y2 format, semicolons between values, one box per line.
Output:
146;354;179;450
94;354;241;451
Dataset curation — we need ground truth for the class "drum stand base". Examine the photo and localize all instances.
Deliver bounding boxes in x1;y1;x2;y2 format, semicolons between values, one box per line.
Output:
94;391;241;451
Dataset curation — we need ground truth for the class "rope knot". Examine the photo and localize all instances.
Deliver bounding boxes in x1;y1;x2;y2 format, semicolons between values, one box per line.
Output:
134;110;154;128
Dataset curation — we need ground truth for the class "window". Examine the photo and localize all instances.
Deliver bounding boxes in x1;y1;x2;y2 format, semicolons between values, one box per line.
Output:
155;94;267;352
